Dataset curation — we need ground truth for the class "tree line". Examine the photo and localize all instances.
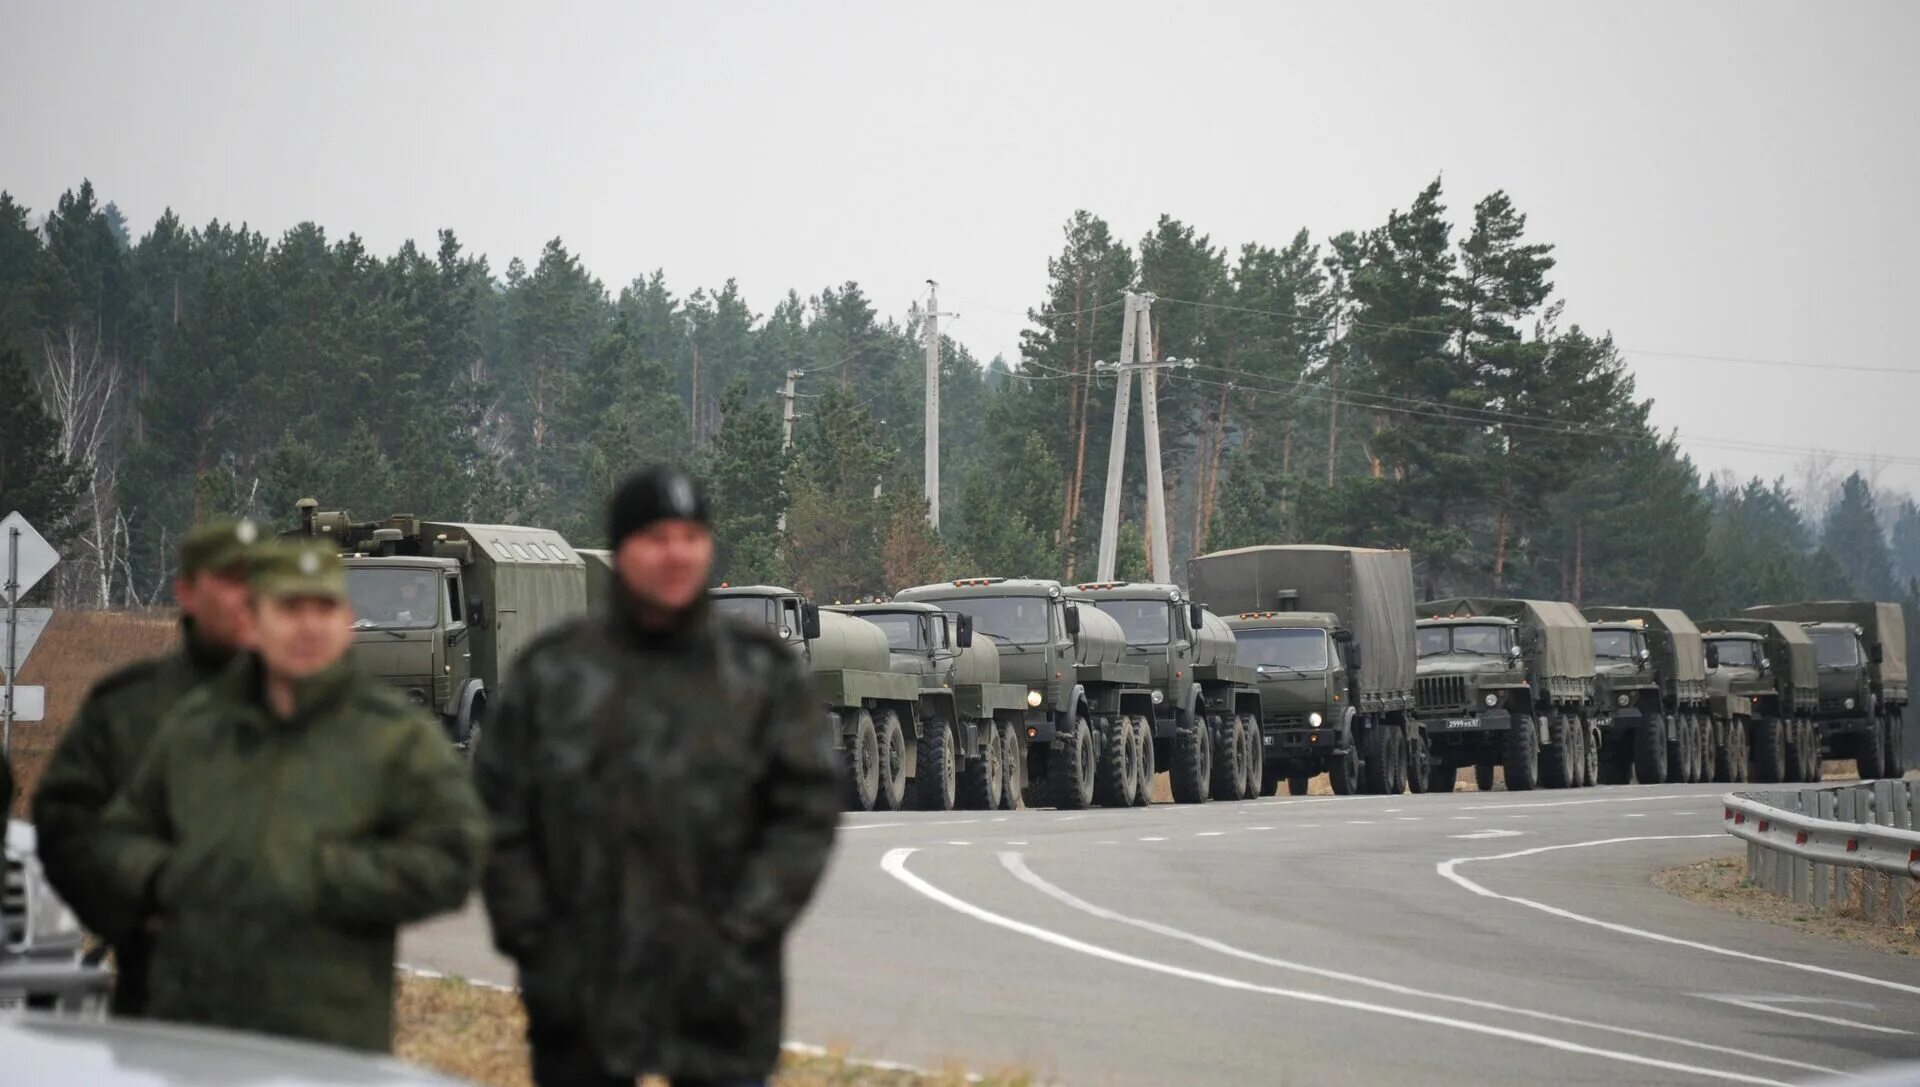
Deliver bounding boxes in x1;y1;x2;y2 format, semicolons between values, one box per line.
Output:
3;178;1918;625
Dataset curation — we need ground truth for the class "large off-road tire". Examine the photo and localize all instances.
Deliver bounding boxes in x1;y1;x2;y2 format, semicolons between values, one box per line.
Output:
1674;715;1697;784
1803;718;1823;781
1856;714;1887;780
1582;719;1601;788
1406;729;1431;795
1711;717;1736;784
1885;711;1906;778
1386;726;1409;794
1330;740;1362;795
1359;721;1393;795
1504;714;1540;791
1748;717;1785;783
1666;714;1690;784
1634;715;1669;785
1128;718;1144;806
916;716;959;811
1288;771;1313;796
1782;718;1807;783
1171;718;1211;804
1696;714;1713;784
998;722;1023;810
1240;715;1265;799
874;709;910;811
1209;714;1243;801
1048;713;1097;810
1542;712;1578;789
1474;762;1498;792
1092;715;1135;808
959;718;1002;811
842;709;879;811
1428;759;1458;793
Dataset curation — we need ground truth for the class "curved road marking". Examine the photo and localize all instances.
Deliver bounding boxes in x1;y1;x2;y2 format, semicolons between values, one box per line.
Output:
881;848;1793;1085
1459;793;1720;811
1437;835;1920;997
998;854;1839;1078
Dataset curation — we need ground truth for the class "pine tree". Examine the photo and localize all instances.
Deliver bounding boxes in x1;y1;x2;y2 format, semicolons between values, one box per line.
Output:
1820;473;1896;599
0;348;84;560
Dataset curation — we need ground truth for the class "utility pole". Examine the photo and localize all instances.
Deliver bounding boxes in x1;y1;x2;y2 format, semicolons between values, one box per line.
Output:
1095;294;1143;582
1136;302;1171;583
1094;292;1193;583
922;281;956;528
778;369;801;533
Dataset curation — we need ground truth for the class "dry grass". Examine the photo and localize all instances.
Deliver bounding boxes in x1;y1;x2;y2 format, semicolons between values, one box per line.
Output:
7;609;178;818
394;974;1035;1087
1657;856;1920;957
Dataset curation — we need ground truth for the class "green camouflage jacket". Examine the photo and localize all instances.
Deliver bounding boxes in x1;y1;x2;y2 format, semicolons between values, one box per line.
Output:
477;597;839;1081
90;654;487;1052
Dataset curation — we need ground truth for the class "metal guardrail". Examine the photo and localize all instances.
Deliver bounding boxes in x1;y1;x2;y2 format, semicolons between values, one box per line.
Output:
1720;780;1920;924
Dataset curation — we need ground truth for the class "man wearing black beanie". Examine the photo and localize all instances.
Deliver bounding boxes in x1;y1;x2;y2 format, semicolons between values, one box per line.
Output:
478;466;840;1087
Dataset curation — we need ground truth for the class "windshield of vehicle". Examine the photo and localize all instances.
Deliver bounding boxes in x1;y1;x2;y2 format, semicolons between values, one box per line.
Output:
712;596;776;631
1812;629;1861;669
1092;600;1170;646
1591;630;1635;659
1418;624;1507;657
347;568;441;630
945;596;1050;645
1235;628;1330;672
861;613;922;651
1706;638;1757;669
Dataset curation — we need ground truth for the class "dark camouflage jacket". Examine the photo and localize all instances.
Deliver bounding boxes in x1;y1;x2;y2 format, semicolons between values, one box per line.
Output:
477;595;839;1082
90;654;487;1052
33;621;231;1014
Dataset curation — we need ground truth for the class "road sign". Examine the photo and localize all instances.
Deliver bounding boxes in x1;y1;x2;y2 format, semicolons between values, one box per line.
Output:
0;685;43;723
0;512;61;600
0;608;52;672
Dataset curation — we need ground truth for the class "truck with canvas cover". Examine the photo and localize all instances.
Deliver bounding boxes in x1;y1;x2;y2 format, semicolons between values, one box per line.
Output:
578;548;615;611
1415;598;1597;792
1582;606;1717;786
709;586;920;811
892;578;1155;809
1076;582;1265;804
1698;618;1820;783
1186;545;1419;798
828;602;1030;811
289;499;589;753
1742;601;1908;779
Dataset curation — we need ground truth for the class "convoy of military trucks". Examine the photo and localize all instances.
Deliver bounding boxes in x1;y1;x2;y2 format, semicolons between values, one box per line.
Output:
289;500;1911;808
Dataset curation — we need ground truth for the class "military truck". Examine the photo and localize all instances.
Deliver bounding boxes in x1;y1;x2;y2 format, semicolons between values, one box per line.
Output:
892;579;1157;809
1075;582;1265;802
579;548;615;610
289;500;589;751
827;602;1030;811
1699;618;1820;783
709;586;921;811
1743;601;1909;779
1414;598;1597;792
1582;607;1714;785
1187;546;1419;797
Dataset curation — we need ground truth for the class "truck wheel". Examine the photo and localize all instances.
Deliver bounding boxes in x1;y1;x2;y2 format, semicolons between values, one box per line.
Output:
1599;731;1634;785
1803;717;1823;781
1856;714;1887;780
1132;716;1155;806
959;718;1002;811
1209;715;1243;801
1048;713;1097;810
1782;719;1806;783
1582;719;1600;788
874;710;910;811
1092;716;1134;808
1288;772;1313;796
1734;718;1752;783
1171;718;1211;804
1541;713;1577;789
1748;717;1785;783
1387;726;1409;794
916;716;959;811
1711;717;1735;783
1240;715;1265;799
1330;743;1361;795
1695;714;1713;784
1406;730;1431;794
1503;715;1540;791
1358;722;1390;794
1885;712;1906;778
1474;762;1497;792
1671;715;1695;784
998;723;1023;810
842;710;880;812
1428;760;1457;793
1634;714;1669;785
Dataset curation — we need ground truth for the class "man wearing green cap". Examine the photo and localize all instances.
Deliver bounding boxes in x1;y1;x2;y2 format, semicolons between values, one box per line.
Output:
90;541;487;1052
35;516;264;1015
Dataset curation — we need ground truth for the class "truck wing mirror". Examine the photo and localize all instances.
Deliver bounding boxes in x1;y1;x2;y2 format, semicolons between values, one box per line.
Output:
467;598;487;628
1638;647;1651;662
1331;628;1355;644
1189;602;1205;630
1759;656;1772;673
1871;643;1884;665
1064;604;1081;636
801;603;822;641
1509;644;1522;660
1346;642;1362;672
955;613;974;649
1705;645;1720;669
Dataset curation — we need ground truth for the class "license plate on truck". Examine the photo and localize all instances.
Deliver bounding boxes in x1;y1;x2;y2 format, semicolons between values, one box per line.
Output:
1440;717;1480;729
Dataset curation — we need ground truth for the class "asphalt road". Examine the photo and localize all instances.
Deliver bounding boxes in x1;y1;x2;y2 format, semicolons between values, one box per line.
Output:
401;782;1920;1086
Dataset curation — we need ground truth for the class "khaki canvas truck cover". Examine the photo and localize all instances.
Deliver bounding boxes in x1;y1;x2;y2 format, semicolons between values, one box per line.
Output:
1743;601;1908;693
1419;597;1597;681
422;521;587;689
1702;617;1819;696
1582;606;1707;687
579;548;615;611
1187;545;1415;706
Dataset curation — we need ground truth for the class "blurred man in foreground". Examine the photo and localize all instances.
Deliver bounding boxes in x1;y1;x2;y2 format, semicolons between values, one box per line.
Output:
34;518;262;1015
479;467;839;1087
91;542;486;1052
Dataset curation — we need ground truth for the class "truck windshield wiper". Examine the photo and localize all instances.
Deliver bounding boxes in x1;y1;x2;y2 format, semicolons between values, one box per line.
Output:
975;631;1031;652
1258;663;1312;677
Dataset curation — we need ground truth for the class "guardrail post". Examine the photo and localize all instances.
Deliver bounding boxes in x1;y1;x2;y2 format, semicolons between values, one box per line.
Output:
1811;789;1834;910
1835;788;1857;910
1877;781;1906;927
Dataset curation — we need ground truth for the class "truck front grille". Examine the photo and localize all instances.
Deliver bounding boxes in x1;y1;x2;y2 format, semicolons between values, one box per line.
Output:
1416;675;1470;713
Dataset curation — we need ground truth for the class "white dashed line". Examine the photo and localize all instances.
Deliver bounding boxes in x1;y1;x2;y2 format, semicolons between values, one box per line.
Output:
1622;814;1647;819
1197;831;1225;838
1140;836;1168;842
1397;817;1423;822
1347;820;1376;825
1247;826;1274;832
1006;840;1028;846
947;841;973;846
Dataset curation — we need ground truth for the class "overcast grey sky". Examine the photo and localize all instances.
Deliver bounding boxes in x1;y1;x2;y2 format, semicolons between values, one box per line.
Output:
5;1;1916;500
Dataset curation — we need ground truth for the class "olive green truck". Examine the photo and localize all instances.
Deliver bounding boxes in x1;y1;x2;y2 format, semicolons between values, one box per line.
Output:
1581;607;1713;785
1742;601;1908;780
1698;617;1820;783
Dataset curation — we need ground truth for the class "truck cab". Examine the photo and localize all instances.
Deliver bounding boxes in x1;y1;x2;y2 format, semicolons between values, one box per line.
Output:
1806;621;1874;722
1225;611;1348;788
1414;615;1534;790
343;555;471;719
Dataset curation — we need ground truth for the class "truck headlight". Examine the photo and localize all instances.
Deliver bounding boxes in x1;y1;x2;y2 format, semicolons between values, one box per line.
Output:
1845;698;1855;710
1026;689;1044;708
1617;694;1630;707
1309;711;1324;727
1484;693;1499;708
1151;690;1165;705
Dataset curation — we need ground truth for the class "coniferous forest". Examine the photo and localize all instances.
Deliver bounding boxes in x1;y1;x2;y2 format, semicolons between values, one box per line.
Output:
5;178;1919;622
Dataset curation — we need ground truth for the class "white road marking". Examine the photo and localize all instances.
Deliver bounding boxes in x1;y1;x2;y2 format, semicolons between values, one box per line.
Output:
1452;816;1475;821
1006;840;1028;846
1695;994;1911;1035
1459;792;1720;812
998;857;1839;1079
1346;820;1377;825
1247;826;1274;832
878;849;1796;1085
1140;836;1167;842
1196;831;1225;838
1396;817;1423;822
1297;823;1322;828
1672;811;1697;817
1438;836;1920;997
842;818;984;832
1622;813;1647;818
1451;829;1524;840
948;841;973;846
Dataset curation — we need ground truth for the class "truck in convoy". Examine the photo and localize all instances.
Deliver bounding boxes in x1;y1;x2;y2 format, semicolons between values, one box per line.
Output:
1581;607;1714;784
1187;546;1419;797
1074;582;1265;802
708;586;921;812
1698;618;1820;783
288;500;589;752
1413;598;1597;792
827;602;1030;811
1742;601;1908;779
892;579;1157;809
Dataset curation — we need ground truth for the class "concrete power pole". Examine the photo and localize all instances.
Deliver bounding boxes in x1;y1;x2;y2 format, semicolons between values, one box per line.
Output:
921;281;957;528
1136;302;1171;583
1095;294;1143;582
1094;292;1190;583
777;369;801;533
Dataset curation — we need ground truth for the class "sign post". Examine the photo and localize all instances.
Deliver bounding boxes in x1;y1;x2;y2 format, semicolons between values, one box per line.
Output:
1;512;61;755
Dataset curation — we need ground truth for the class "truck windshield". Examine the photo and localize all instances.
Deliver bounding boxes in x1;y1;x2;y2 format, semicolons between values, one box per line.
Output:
712;596;776;631
860;613;922;651
1419;624;1506;657
1092;600;1170;646
1591;630;1635;659
947;596;1050;645
1235;628;1329;672
1812;629;1861;669
1705;638;1757;668
347;568;441;630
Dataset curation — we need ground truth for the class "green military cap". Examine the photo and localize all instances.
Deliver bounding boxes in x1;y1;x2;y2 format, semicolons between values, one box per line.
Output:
179;518;264;576
249;542;349;602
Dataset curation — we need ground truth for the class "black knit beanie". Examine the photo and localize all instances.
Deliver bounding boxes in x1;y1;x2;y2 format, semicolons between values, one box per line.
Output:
608;467;711;547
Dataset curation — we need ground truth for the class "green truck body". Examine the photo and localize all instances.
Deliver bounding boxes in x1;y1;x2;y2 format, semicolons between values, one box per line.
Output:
1581;606;1710;785
1741;601;1908;778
